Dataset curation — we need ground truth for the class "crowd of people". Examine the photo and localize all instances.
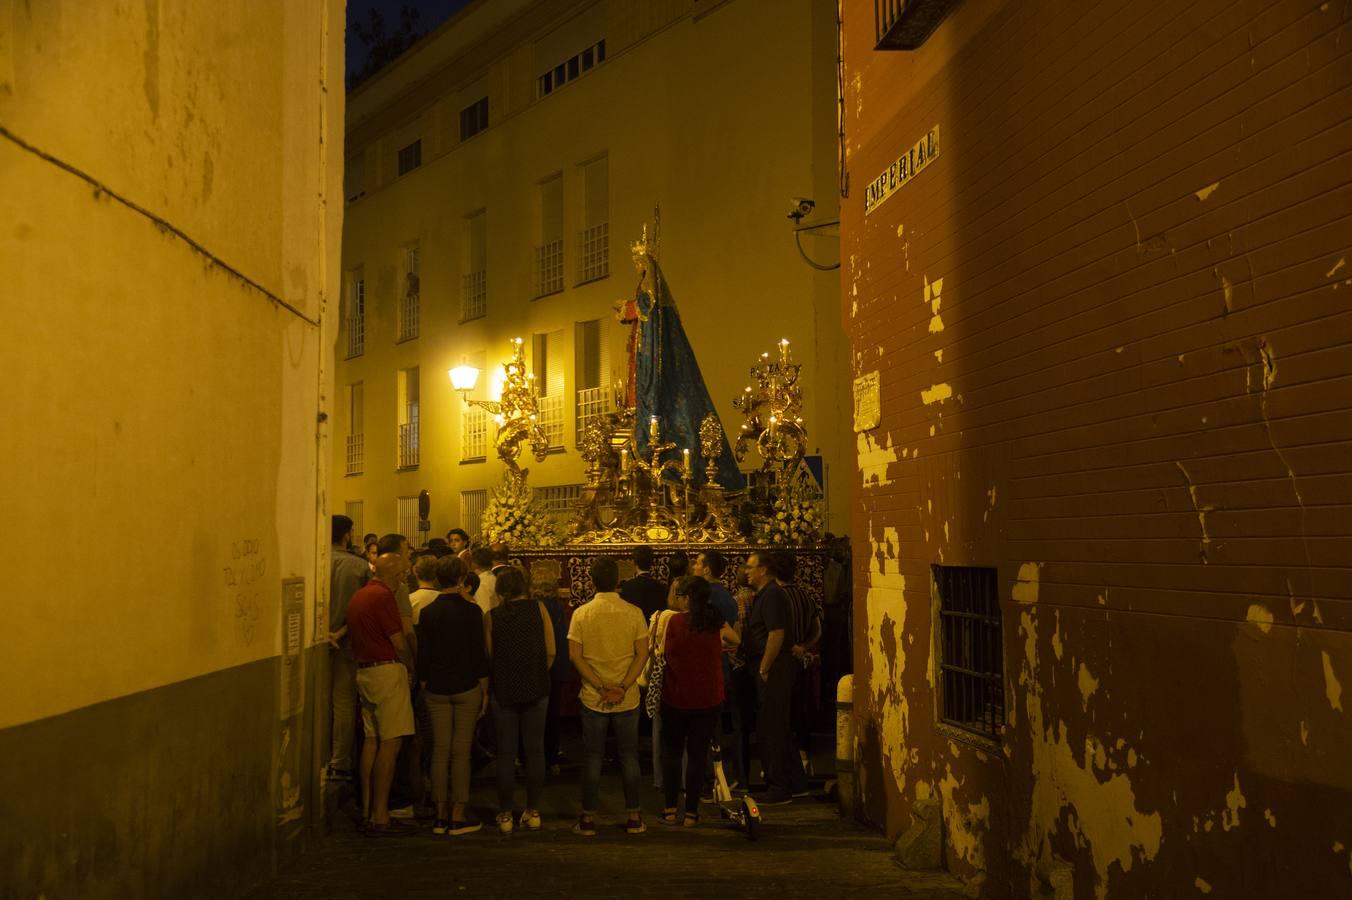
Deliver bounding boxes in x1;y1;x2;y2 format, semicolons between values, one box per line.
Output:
324;514;831;838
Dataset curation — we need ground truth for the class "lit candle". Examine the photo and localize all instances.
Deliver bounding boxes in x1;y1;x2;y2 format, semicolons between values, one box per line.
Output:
682;447;690;472
650;416;659;441
620;448;628;473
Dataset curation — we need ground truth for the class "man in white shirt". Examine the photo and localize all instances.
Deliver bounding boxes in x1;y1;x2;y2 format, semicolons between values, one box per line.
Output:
471;547;498;613
567;557;649;836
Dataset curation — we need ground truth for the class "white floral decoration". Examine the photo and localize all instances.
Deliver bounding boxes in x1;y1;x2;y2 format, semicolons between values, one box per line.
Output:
480;476;561;547
753;476;823;546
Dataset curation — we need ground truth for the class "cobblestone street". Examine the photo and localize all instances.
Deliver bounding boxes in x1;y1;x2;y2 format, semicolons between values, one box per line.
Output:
247;755;973;900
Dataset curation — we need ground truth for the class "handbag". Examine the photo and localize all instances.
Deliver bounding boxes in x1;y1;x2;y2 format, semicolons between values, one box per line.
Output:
642;610;674;718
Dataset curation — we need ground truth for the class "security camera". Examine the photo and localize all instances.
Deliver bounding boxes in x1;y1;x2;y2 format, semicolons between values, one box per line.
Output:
788;198;816;222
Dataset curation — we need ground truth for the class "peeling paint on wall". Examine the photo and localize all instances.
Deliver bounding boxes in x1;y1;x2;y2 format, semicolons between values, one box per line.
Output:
1245;604;1274;634
1323;651;1344;712
1195;182;1220;201
864;524;911;794
922;383;953;405
938;763;991;876
1017;608;1163;899
925;275;945;333
857;430;900;488
1012;562;1041;604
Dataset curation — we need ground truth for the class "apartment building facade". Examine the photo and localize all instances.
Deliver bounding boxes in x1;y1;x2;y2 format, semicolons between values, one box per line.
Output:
335;0;849;542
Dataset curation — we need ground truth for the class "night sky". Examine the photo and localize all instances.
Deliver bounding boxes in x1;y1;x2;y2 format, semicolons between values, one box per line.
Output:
346;0;476;86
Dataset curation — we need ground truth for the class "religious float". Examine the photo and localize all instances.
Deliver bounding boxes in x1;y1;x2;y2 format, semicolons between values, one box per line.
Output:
455;214;828;600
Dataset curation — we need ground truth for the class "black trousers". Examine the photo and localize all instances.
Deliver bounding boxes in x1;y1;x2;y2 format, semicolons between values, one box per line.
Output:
754;654;808;794
660;703;720;814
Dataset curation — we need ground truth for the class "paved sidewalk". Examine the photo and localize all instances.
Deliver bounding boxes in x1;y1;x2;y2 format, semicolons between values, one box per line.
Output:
247;768;973;899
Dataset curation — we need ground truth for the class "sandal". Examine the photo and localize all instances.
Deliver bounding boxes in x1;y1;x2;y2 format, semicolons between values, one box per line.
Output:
659;808;679;826
625;812;646;834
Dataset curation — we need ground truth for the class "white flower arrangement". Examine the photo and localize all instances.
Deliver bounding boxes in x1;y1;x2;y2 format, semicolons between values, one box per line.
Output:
754;478;823;546
481;477;561;547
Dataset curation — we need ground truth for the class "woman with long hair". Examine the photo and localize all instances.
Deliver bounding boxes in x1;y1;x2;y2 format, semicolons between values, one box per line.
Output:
657;575;739;826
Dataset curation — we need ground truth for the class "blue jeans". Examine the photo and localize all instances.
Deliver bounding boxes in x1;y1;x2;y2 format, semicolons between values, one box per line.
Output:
492;694;548;812
580;706;641;813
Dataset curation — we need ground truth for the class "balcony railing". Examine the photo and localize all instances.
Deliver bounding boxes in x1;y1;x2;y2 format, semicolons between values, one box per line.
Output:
345;433;364;475
534;239;564;298
538;393;564;448
874;0;958;50
462;270;486;321
397;285;419;342
397;416;420;469
346;311;364;358
578;222;609;283
575;385;608;448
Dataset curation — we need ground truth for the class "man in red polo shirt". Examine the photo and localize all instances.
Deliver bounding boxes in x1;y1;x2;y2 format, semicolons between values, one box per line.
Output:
350;534;417;835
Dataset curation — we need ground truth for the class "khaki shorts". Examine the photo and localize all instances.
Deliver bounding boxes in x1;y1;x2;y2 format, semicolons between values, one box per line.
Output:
356;662;415;740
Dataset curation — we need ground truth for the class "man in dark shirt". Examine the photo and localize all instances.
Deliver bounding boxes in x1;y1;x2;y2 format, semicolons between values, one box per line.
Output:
743;550;808;805
772;551;822;791
620;545;667;622
350;548;417;835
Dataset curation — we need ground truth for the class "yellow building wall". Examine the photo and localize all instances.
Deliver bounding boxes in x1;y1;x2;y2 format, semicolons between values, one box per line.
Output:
335;0;849;540
1;4;343;893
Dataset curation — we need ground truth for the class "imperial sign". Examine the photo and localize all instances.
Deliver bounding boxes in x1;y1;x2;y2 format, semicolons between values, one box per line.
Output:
864;125;940;216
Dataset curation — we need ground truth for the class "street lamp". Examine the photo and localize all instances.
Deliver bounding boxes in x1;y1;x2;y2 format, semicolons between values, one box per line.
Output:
448;362;480;395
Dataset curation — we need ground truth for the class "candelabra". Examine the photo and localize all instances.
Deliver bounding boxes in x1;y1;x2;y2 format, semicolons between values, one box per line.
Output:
732;338;807;480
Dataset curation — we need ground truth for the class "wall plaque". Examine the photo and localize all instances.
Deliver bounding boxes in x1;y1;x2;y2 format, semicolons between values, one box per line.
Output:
854;371;881;432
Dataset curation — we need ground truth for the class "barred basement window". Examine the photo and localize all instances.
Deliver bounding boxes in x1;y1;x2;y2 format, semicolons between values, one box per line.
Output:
933;565;1005;741
397;139;422;175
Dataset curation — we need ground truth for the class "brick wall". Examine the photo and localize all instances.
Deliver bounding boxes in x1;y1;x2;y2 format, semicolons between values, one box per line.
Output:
842;0;1352;896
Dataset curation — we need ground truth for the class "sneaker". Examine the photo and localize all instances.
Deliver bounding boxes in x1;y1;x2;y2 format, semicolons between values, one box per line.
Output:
389;805;415;820
496;811;514;835
625;812;646;835
366;819;417;837
573;814;597;837
520;809;542;831
448;815;483;836
753;789;793;806
432;819;450;835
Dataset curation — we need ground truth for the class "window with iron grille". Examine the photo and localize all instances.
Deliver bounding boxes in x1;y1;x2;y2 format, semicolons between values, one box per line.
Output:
397;367;420;469
345;382;364;475
345;273;365;358
534;175;564;297
460;96;489;141
533;330;565;448
933;565;1005;741
537;484;582;514
397;496;420;543
574;319;610;447
537;39;606;97
398;245;420;342
460;489;488;543
462;211;487;321
461;407;488;462
578;156;609;283
344;500;364;539
397;139;422;175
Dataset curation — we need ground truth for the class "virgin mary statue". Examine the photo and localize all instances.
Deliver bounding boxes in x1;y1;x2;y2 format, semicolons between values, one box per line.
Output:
615;229;744;491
